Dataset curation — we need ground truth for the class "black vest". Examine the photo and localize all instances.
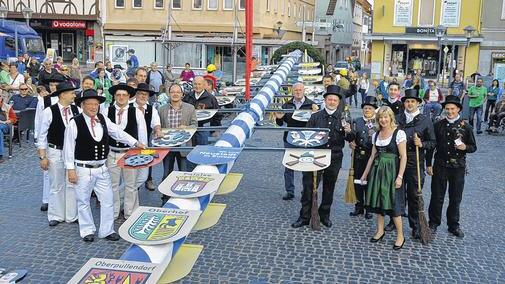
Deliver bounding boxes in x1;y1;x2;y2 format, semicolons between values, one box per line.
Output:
107;106;138;148
47;104;79;148
73;113;109;161
43;96;53;109
131;103;153;138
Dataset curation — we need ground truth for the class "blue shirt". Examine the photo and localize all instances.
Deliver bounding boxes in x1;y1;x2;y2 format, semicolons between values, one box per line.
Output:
16;62;26;74
129;55;139;68
10;94;38;110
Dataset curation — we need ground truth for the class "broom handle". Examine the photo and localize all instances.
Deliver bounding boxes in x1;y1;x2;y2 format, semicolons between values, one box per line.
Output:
350;148;355;170
416;145;422;194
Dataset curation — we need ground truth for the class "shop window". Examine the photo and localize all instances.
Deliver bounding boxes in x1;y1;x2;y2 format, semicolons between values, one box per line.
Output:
418;0;435;26
115;0;125;8
154;0;163;9
172;0;181;9
132;0;142;9
193;0;202;10
208;0;217;10
239;0;245;10
223;0;233;10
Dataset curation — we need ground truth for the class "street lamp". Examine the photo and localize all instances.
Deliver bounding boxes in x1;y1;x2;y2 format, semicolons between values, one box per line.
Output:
22;7;33;26
462;25;476;80
0;5;7;27
436;25;447;83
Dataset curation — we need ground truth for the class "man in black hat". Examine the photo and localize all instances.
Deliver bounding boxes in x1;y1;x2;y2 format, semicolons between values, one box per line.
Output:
275;82;318;201
292;85;355;228
34;72;67;212
132;83;163;191
111;64;127;84
386;88;436;238
63;89;145;242
36;82;80;226
349;96;378;219
382;82;403;115
103;83;141;220
426;96;477;238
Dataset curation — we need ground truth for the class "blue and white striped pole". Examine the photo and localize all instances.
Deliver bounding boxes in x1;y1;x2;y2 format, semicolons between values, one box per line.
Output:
120;50;303;273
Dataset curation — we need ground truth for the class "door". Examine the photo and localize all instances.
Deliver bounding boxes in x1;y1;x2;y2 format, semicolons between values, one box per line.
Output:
61;33;74;61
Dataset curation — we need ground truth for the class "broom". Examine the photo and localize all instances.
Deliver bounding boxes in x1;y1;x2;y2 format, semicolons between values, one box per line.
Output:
415;138;431;245
344;149;357;204
310;171;321;230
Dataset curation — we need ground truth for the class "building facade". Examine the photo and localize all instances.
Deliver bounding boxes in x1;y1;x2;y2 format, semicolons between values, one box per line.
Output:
478;0;505;80
314;0;354;64
367;0;483;81
103;0;315;77
2;0;101;63
352;0;372;65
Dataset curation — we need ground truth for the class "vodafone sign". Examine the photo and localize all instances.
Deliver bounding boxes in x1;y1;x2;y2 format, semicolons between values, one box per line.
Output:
52;20;86;29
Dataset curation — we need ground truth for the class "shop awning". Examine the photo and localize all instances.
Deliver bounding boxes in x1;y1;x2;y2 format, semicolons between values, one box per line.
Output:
152;36;318;47
364;34;484;44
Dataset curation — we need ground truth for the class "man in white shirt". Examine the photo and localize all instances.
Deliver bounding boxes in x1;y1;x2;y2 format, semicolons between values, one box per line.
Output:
37;82;80;226
132;83;163;191
64;89;145;242
102;84;141;220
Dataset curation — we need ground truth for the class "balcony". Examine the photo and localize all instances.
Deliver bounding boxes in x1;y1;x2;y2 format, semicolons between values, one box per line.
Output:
0;0;98;20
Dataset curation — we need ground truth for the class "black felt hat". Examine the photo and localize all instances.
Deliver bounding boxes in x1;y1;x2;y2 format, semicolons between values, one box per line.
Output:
441;95;462;110
109;83;135;97
361;96;378;109
324;85;343;99
51;81;78;97
75;89;106;105
135;83;156;96
401;88;422;103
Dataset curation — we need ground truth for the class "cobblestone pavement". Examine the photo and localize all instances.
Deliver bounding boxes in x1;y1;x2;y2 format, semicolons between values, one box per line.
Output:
1;119;504;283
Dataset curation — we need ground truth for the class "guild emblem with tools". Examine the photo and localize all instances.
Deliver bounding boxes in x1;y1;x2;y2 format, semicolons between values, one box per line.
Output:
171;175;213;196
196;110;212;120
292;110;312;121
286;151;327;168
129;212;187;242
124;154;156;167
216;96;234;106
289;131;328;147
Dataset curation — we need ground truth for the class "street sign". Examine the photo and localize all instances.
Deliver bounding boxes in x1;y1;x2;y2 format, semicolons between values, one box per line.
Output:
296;22;332;28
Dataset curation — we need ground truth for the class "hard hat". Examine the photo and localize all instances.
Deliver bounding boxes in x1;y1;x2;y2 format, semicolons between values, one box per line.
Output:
206;64;217;72
339;69;348;76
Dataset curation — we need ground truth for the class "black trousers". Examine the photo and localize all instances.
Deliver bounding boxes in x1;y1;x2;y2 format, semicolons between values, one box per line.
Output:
299;157;342;221
428;165;465;230
353;156;368;211
484;100;496;122
404;167;425;232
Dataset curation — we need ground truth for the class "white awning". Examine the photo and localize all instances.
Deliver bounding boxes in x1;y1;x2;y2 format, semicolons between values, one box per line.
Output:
364;34;484;44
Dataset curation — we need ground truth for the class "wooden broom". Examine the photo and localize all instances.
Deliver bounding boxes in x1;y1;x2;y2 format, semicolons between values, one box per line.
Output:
416;140;431;245
310;171;321;230
344;149;357;204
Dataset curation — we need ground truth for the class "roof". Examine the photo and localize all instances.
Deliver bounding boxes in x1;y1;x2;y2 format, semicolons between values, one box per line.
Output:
0;20;39;36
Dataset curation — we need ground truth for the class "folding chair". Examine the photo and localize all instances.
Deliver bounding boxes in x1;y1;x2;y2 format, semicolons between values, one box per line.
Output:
15;108;36;147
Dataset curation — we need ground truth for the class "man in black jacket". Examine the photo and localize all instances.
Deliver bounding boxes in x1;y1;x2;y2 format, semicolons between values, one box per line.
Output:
389;89;436;239
292;85;355;228
426;96;477;238
382;82;403;115
275;82;318;200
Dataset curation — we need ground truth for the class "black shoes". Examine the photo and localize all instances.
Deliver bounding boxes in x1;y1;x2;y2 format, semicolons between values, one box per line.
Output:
370;233;385;243
349;208;364;217
48;220;59;227
385;221;396;232
393;239;406;250
448;227;465;238
365;212;373;219
429;224;438;234
40;203;48;211
282;193;295;201
105;233;121;241
320;218;332;228
411;229;420;240
83;234;94;242
291;219;309;228
476;130;483;134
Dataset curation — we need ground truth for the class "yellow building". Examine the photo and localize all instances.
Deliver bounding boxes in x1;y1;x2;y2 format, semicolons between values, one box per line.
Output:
103;0;315;77
367;0;483;81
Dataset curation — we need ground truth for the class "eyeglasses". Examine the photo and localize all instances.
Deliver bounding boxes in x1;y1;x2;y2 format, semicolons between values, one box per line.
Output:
20;88;28;91
61;69;68;71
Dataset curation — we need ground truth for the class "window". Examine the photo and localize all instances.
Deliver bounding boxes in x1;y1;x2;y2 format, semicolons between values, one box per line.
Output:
172;0;181;9
293;3;296;18
154;0;163;9
288;1;291;17
132;0;142;8
282;0;285;15
267;0;270;11
193;0;202;9
208;0;218;10
274;0;278;13
418;0;435;26
115;0;125;8
239;0;245;10
502;0;505;19
299;5;302;19
5;38;15;50
223;0;233;10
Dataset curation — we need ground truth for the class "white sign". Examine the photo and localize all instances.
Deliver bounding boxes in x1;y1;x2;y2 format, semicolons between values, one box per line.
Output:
494;63;505;83
282;149;332;172
158;171;225;198
394;0;413;26
110;45;128;68
296;22;332;28
440;0;461;27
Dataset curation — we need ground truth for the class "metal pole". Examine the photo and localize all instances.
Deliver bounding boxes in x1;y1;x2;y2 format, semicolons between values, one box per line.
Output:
463;40;470;80
245;0;253;100
15;23;18;58
449;42;455;83
232;0;238;83
302;5;306;43
118;51;303;282
167;0;173;64
437;38;443;83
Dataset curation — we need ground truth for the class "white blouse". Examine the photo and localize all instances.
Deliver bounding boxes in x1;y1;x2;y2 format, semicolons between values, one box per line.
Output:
372;130;407;146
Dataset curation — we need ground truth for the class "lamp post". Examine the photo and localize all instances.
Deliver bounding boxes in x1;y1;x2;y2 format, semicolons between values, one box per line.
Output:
22;7;33;25
436;25;446;83
462;25;476;80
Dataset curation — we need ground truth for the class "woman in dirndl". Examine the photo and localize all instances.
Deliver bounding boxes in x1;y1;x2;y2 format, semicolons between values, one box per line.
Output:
360;106;408;250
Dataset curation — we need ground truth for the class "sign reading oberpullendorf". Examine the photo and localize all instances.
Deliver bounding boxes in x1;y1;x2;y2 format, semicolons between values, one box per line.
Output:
67;258;162;284
119;207;201;245
158;171;225;198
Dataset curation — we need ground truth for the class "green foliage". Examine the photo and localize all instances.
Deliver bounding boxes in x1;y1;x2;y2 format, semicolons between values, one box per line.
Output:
271;41;325;65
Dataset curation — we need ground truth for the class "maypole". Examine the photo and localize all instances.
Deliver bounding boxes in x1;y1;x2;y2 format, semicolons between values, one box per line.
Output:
244;0;253;101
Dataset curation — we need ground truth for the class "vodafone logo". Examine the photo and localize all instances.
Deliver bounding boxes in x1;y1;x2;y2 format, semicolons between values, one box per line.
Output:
52;20;86;29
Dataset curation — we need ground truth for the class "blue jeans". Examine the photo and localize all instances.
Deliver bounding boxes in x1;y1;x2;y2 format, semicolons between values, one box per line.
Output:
423;102;442;118
469;106;483;131
284;142;295;195
0;123;10;157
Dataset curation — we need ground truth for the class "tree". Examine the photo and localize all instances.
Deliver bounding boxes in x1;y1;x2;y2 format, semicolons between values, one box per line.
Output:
270;41;325;65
